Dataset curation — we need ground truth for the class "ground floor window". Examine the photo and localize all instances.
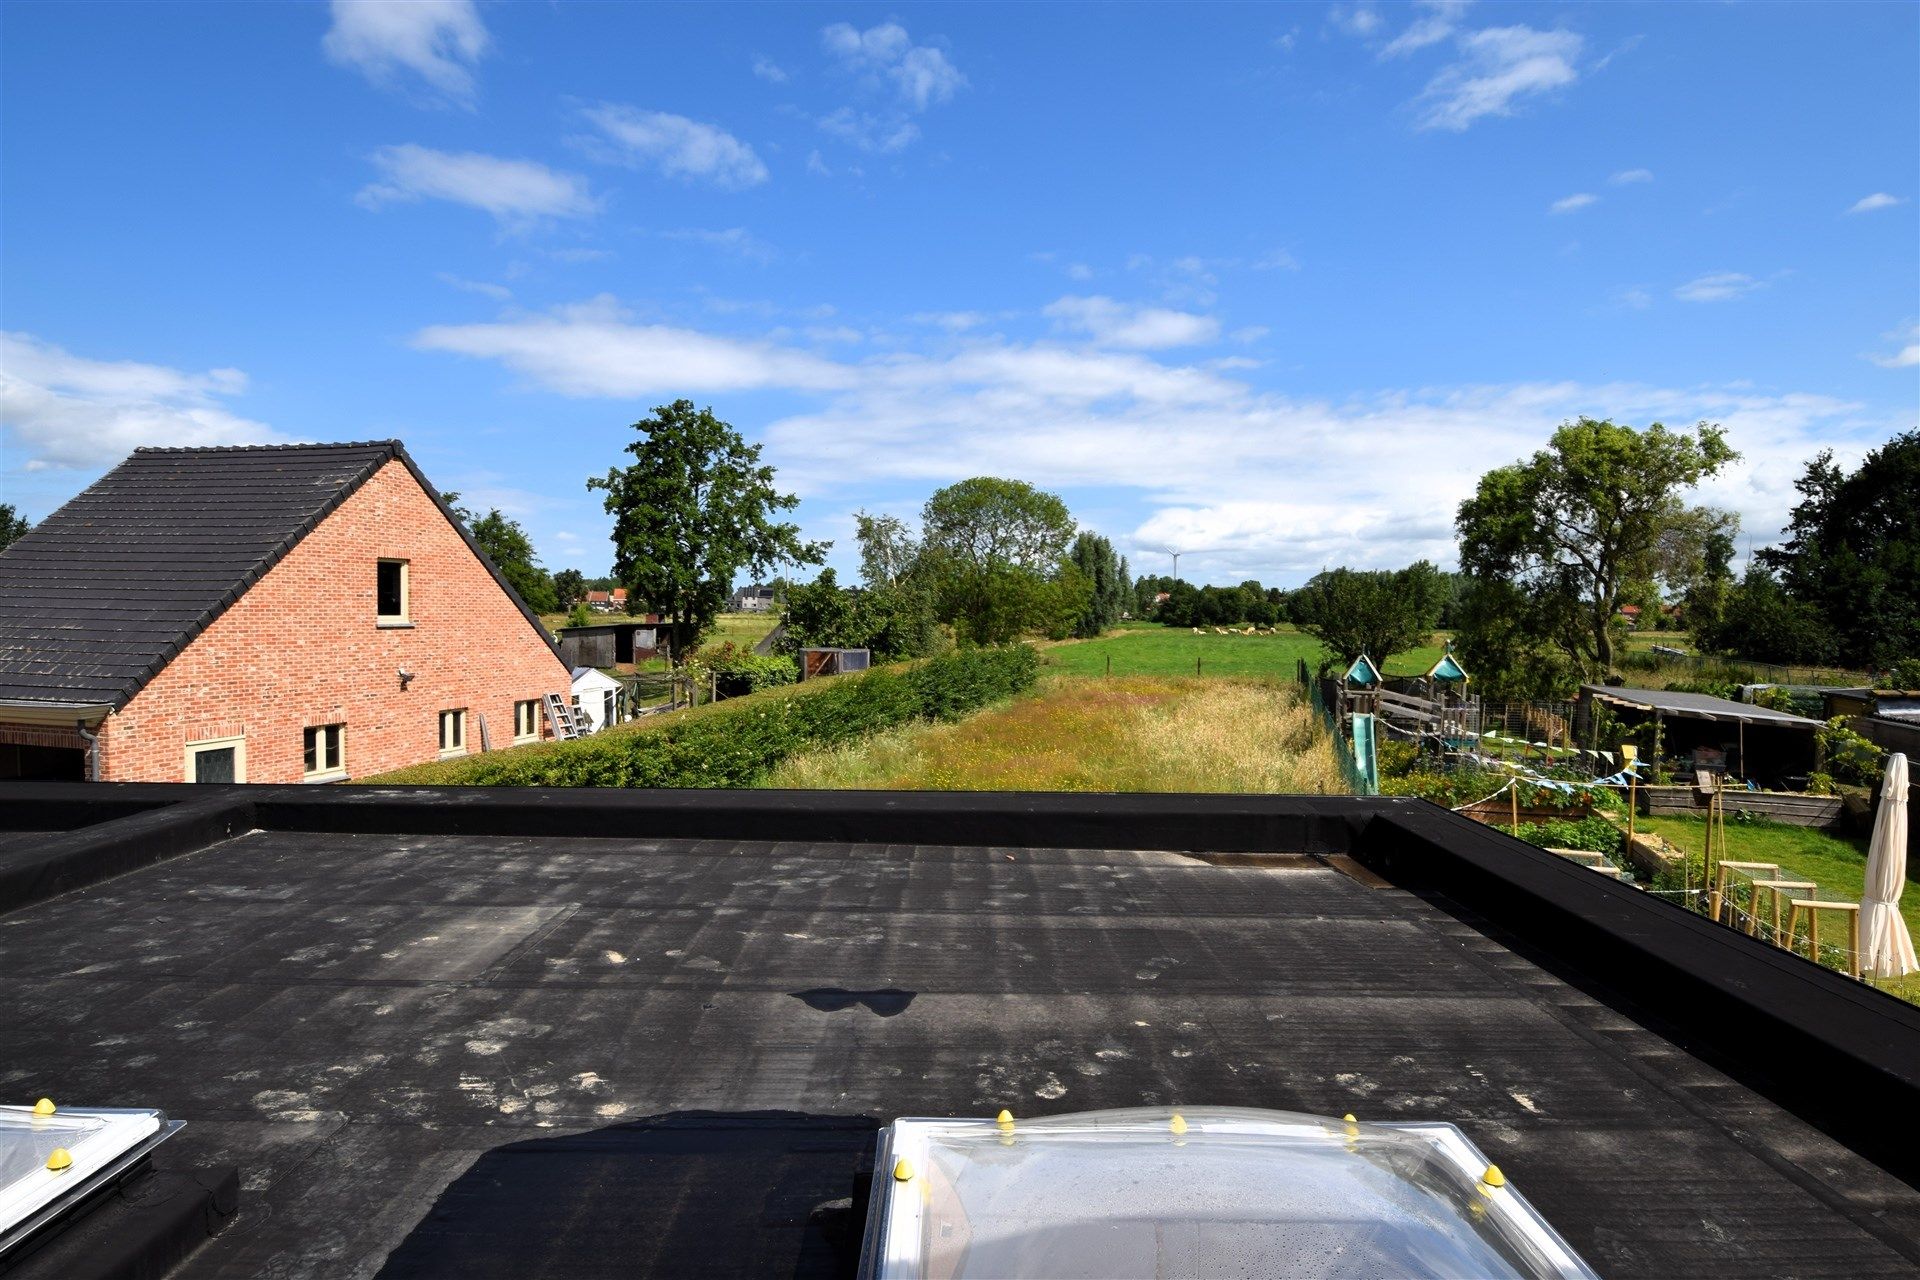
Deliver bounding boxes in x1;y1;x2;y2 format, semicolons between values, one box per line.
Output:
514;699;540;742
185;736;246;783
438;709;467;755
303;723;345;778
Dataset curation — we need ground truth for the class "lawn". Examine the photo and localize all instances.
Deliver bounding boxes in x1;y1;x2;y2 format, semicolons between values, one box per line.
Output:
1634;814;1920;1003
1043;624;1449;680
760;674;1349;794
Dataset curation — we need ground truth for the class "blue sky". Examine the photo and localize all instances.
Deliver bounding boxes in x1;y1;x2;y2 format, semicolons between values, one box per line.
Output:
3;1;1916;586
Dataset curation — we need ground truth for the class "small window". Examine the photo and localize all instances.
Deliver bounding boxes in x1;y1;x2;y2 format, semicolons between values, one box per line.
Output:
185;736;246;784
438;708;466;755
377;559;410;624
513;699;540;742
303;724;345;778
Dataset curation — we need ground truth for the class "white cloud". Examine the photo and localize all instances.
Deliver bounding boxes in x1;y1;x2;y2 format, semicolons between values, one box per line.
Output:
1847;192;1907;215
1253;249;1302;271
404;303;1904;579
910;311;990;332
1674;271;1763;303
806;150;834;177
1379;0;1471;58
412;296;851;397
1328;5;1384;37
660;227;777;264
0;332;281;470
1871;324;1920;369
437;273;512;300
1550;192;1598;214
1416;25;1583;131
357;145;600;228
752;55;789;84
817;107;920;154
575;104;769;190
820;22;966;109
1610;167;1654;184
1043;296;1222;349
323;0;488;107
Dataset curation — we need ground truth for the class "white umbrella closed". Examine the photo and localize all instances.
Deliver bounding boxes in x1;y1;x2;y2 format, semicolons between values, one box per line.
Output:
1860;752;1916;979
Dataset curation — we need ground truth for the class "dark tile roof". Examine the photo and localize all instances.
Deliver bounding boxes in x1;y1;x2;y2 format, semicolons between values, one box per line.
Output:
0;442;559;709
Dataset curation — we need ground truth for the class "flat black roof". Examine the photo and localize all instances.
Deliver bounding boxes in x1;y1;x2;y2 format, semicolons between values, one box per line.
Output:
3;786;1919;1278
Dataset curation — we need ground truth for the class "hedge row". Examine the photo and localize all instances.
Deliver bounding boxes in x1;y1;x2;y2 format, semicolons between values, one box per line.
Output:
367;643;1040;787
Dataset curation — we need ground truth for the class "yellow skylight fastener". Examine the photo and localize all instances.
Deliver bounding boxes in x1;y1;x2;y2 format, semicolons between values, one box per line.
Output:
46;1148;73;1172
33;1098;55;1117
892;1158;915;1182
995;1109;1014;1128
1481;1163;1506;1188
1169;1113;1188;1136
1342;1113;1356;1124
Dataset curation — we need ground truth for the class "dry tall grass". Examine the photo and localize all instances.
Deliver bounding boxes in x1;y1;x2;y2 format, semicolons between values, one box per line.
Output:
759;675;1348;794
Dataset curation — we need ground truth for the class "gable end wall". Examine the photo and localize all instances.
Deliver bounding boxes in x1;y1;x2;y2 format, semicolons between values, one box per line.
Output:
99;459;571;782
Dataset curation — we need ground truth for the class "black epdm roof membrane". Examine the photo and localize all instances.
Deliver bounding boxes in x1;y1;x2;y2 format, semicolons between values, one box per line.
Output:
4;786;1920;1279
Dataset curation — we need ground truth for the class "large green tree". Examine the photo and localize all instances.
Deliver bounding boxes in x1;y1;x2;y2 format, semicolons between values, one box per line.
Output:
919;477;1078;645
1755;431;1919;669
1293;562;1448;669
589;400;823;655
0;504;30;553
779;567;941;662
552;568;587;609
1067;532;1130;638
1455;418;1737;677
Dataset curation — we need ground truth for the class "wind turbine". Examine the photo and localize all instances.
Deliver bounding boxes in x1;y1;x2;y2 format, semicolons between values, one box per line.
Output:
1155;547;1224;579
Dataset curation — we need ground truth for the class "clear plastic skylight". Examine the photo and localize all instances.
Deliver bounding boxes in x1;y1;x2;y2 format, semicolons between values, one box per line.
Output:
1;1105;178;1257
860;1106;1597;1280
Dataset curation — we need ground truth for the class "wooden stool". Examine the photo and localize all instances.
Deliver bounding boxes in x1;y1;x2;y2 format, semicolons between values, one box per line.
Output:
1748;879;1815;944
1785;899;1863;978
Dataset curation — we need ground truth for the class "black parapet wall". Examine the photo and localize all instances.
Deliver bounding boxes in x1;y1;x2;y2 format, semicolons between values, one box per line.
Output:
3;780;1919;1191
1357;803;1920;1189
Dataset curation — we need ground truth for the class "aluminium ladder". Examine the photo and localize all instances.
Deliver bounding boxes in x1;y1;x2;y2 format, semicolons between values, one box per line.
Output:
542;692;590;741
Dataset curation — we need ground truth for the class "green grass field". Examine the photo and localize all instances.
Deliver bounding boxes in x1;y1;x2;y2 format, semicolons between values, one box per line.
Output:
1043;624;1449;680
1635;814;1920;1002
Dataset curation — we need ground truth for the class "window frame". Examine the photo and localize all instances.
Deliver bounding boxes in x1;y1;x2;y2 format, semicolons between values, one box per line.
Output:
377;558;411;627
513;699;540;743
438;708;467;757
184;735;247;784
302;723;347;780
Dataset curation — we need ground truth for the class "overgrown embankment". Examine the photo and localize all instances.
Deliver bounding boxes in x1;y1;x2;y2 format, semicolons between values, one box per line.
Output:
760;675;1350;793
366;645;1038;786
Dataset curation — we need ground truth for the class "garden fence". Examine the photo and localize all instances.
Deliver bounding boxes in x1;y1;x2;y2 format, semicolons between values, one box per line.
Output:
1300;659;1373;796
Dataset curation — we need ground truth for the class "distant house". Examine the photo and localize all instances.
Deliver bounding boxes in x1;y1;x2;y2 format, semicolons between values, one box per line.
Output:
730;583;777;613
586;587;631;613
0;442;571;782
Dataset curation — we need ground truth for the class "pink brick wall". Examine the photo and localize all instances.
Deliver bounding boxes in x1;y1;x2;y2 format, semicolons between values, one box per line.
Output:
94;459;572;782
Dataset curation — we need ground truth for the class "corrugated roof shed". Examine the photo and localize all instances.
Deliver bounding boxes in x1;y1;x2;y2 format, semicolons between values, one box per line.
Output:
1582;684;1824;727
0;442;558;710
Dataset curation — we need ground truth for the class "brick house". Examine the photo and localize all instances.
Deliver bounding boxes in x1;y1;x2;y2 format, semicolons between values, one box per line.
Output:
0;442;572;782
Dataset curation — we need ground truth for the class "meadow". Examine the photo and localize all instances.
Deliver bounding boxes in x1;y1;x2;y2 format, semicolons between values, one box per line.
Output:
1041;624;1450;679
760;674;1349;794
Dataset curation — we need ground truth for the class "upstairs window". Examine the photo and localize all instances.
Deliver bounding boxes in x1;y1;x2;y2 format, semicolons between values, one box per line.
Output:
514;699;540;742
377;559;410;624
303;724;345;779
438;708;466;755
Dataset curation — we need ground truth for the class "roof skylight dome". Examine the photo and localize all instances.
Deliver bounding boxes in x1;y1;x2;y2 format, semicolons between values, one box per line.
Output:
860;1106;1598;1279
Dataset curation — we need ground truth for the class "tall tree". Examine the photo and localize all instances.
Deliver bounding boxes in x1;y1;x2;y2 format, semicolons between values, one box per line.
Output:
0;504;30;553
440;494;558;614
853;511;919;588
1756;431;1919;669
919;477;1077;645
552;568;587;609
1456;418;1736;676
1067;532;1129;638
1293;562;1448;669
589;400;823;655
